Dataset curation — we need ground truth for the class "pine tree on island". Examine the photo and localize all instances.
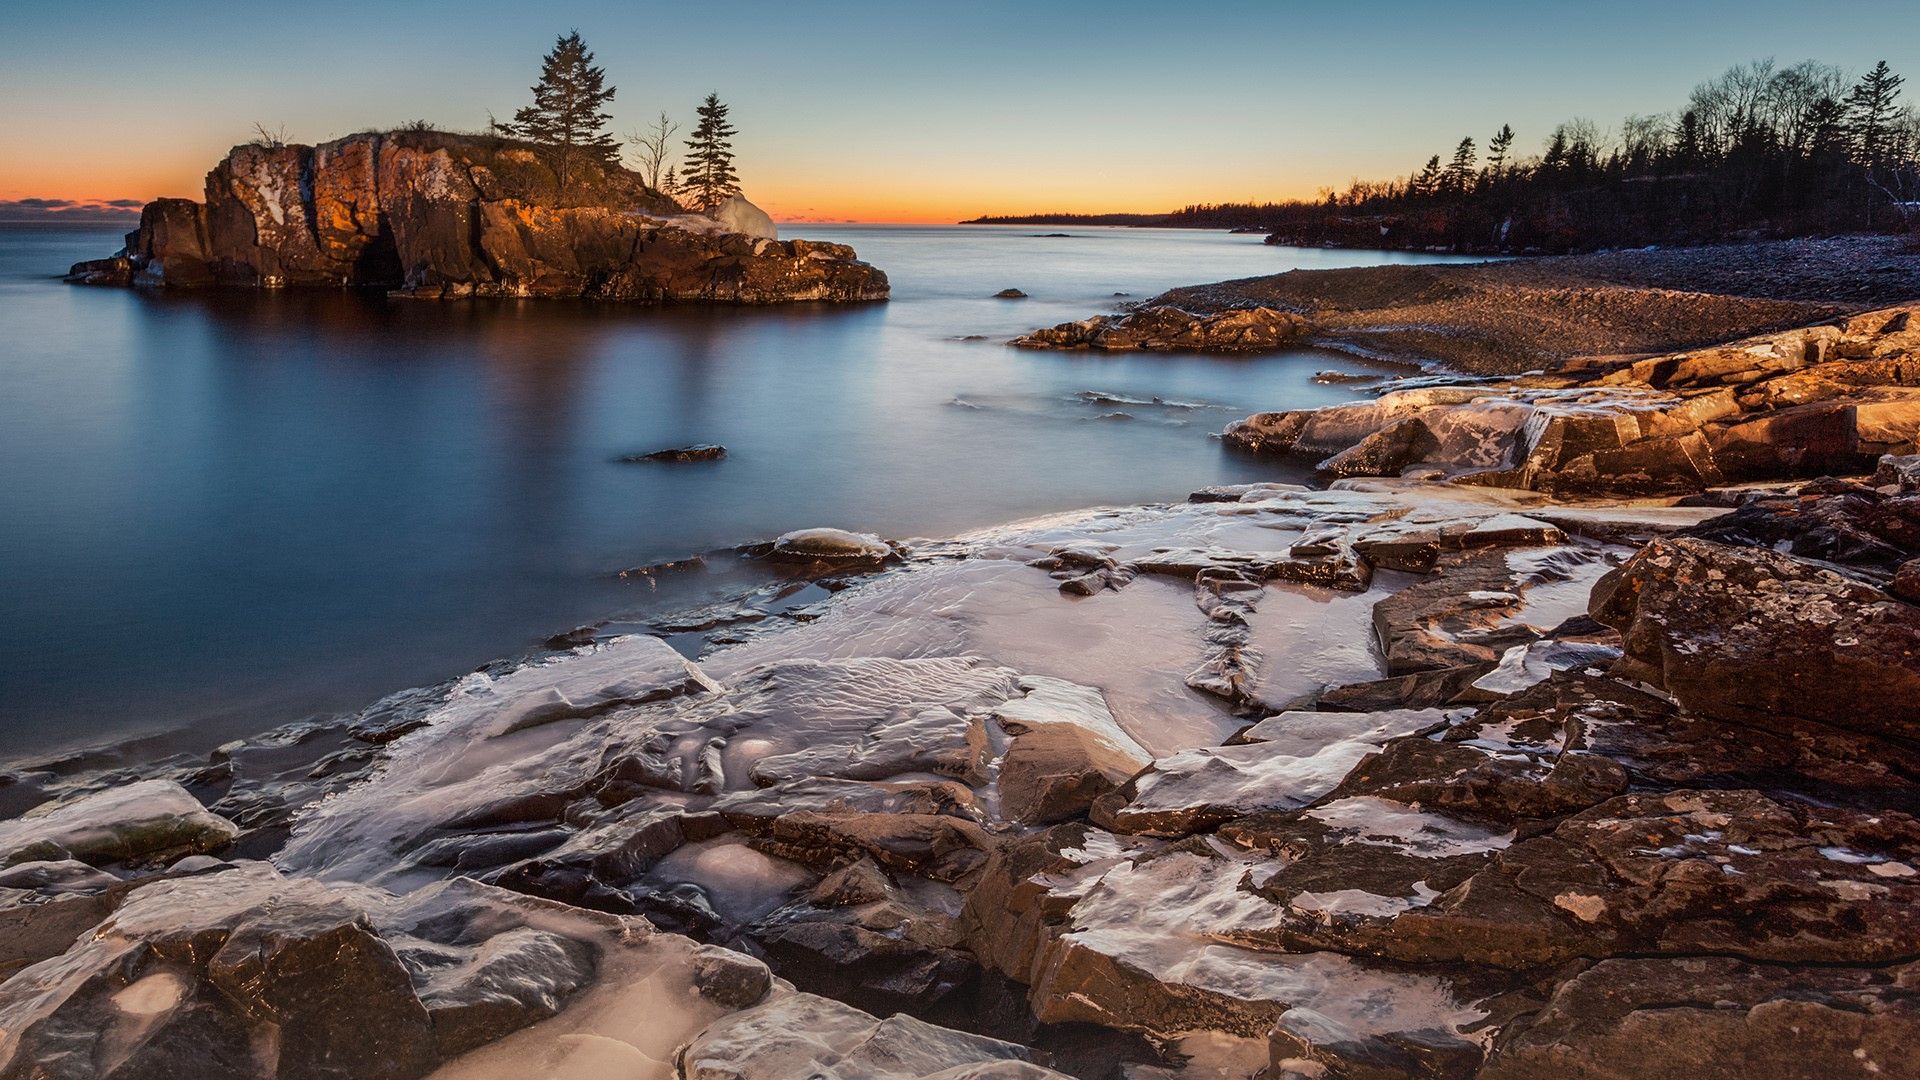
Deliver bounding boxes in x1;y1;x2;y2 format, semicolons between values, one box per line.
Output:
511;31;620;199
684;93;742;212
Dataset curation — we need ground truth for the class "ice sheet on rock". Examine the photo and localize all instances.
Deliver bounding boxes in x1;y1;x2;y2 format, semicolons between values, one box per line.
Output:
1498;546;1620;632
1472;639;1624;696
677;991;1060;1080
1237;709;1460;755
1050;848;1485;1044
704;558;1235;756
1304;797;1515;857
646;841;814;923
1112;709;1441;834
1239;583;1406;710
281;653;1019;885
0;779;238;867
424;928;750;1080
279;636;715;883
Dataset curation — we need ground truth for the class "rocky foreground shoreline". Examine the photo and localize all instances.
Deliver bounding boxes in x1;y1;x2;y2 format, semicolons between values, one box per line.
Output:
3;300;1920;1077
63;130;889;305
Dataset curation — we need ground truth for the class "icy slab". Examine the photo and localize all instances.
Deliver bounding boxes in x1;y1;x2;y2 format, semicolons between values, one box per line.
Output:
1033;846;1487;1053
1303;797;1515;858
0;780;237;867
1472;638;1624;696
1107;709;1443;836
678;991;1063;1080
1236;709;1460;754
278;635;716;883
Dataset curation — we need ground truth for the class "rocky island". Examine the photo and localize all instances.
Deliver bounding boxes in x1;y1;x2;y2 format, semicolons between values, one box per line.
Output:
65;130;889;305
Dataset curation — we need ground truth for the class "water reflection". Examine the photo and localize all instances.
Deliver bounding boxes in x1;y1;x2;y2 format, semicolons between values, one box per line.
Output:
0;224;1481;757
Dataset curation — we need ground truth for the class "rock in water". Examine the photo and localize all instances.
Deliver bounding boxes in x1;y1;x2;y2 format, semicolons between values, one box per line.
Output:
994;288;1029;299
1013;305;1307;352
707;195;777;240
618;444;727;464
768;528;894;564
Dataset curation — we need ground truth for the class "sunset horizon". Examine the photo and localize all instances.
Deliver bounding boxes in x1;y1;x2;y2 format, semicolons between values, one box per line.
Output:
7;0;1917;224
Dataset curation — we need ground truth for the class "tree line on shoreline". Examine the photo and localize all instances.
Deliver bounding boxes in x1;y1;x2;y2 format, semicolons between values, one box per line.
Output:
969;58;1920;252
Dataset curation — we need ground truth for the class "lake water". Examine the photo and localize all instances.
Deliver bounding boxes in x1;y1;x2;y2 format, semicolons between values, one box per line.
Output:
0;223;1480;759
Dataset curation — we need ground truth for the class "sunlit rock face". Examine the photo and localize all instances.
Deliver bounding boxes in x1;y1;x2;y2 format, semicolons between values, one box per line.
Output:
1224;305;1920;496
65;132;886;304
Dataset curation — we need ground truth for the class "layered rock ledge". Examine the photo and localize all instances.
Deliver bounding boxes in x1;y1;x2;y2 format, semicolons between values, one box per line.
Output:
1225;304;1920;497
65;131;889;304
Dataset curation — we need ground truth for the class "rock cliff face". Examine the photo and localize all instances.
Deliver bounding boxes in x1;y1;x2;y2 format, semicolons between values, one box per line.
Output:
66;131;888;304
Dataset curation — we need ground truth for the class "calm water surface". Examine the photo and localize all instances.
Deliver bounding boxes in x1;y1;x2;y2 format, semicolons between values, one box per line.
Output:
0;223;1480;757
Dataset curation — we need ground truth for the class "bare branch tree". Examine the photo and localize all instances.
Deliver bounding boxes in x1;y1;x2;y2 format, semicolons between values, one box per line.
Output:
626;112;680;191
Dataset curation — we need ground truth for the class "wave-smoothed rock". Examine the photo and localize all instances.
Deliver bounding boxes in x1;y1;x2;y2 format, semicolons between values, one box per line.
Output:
65;131;887;304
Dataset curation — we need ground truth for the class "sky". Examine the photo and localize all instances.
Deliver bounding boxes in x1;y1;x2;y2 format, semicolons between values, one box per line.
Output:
3;1;1918;223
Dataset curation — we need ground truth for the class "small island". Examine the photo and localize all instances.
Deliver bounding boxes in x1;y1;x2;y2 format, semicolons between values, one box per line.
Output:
67;36;887;305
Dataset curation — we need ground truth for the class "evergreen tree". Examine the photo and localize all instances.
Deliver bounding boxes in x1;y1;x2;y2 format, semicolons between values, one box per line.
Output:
1846;60;1906;170
1486;124;1515;177
1671;110;1705;170
511;32;620;198
684;93;742;211
1444;137;1477;193
1411;155;1443;198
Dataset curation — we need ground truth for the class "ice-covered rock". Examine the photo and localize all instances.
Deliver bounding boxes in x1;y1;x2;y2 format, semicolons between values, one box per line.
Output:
0;780;237;868
768;528;894;564
676;992;1064;1080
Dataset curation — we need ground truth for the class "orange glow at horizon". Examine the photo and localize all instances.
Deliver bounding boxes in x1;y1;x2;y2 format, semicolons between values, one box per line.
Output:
3;155;1327;227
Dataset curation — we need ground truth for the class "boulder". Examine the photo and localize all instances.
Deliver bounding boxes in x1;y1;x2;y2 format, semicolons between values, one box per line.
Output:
0;863;438;1080
768;528;894;565
1591;536;1920;738
992;678;1151;824
0;780;237;868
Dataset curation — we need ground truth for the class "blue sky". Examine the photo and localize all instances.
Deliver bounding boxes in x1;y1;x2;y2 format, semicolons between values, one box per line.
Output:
4;0;1917;220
